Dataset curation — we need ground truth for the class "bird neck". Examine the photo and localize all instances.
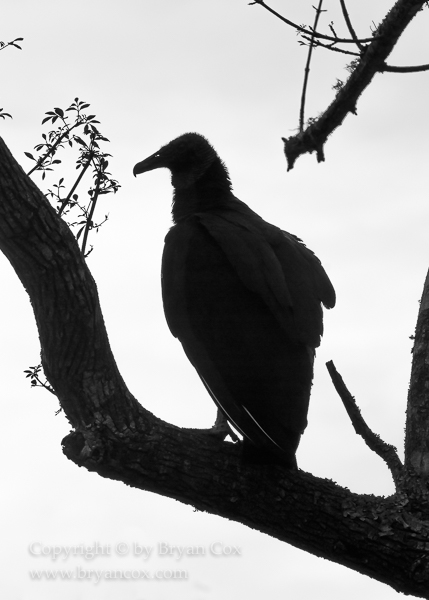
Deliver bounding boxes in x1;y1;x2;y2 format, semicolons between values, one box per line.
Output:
171;159;233;223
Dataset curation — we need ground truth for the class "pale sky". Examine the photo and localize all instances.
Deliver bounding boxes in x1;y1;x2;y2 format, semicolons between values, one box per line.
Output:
1;1;428;598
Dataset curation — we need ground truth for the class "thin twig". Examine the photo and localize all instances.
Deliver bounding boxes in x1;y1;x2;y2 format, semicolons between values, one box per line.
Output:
58;152;94;216
299;1;325;132
81;170;101;256
339;0;364;51
380;62;429;73
326;360;403;486
301;36;360;57
249;0;378;44
0;37;23;52
27;122;80;177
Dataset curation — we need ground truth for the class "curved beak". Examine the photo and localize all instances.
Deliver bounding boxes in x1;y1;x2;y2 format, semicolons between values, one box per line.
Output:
133;152;164;177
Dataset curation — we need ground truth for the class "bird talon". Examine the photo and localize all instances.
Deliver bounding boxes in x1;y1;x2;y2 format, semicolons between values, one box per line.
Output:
207;420;240;442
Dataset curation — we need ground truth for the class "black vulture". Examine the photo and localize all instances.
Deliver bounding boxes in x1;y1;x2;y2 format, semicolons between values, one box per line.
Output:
134;133;335;468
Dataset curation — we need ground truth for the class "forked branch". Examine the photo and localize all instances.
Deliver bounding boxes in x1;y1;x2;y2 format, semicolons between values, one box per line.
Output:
281;0;427;169
2;135;429;597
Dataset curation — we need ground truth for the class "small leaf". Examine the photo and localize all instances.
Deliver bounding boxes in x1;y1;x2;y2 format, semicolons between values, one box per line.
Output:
54;107;64;117
24;151;35;160
76;225;86;240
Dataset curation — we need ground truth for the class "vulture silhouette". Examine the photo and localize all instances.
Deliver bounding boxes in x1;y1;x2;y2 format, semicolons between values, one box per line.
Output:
134;133;335;469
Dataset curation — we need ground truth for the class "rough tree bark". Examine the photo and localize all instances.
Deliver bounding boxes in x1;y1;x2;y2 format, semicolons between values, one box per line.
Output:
1;137;429;597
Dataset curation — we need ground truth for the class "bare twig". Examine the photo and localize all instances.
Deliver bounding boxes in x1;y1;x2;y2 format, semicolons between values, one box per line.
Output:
249;0;378;44
301;36;360;57
339;0;365;51
380;62;429;73
299;1;325;132
326;360;403;486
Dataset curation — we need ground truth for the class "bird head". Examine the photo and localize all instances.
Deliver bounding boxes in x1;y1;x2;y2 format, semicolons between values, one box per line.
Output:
133;133;230;191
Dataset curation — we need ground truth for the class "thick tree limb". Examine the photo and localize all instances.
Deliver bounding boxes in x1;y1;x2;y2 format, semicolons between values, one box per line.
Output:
326;361;404;486
1;136;429;597
405;269;429;478
63;420;429;597
283;0;426;169
0;138;143;431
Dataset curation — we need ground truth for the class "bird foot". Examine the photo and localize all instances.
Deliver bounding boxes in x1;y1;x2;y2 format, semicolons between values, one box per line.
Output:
183;410;240;442
203;411;240;442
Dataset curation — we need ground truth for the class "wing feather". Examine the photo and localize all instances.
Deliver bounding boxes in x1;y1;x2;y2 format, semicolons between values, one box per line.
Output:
197;209;335;347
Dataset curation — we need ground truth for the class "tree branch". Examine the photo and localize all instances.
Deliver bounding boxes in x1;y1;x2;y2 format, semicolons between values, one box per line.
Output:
405;269;429;477
0;138;143;430
326;361;404;486
1;135;429;597
62;419;429;597
301;36;360;56
249;0;377;44
283;0;426;169
380;62;429;72
299;1;325;132
339;0;365;51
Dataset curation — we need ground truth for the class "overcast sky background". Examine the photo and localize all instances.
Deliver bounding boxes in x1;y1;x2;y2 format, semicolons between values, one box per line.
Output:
1;1;428;598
